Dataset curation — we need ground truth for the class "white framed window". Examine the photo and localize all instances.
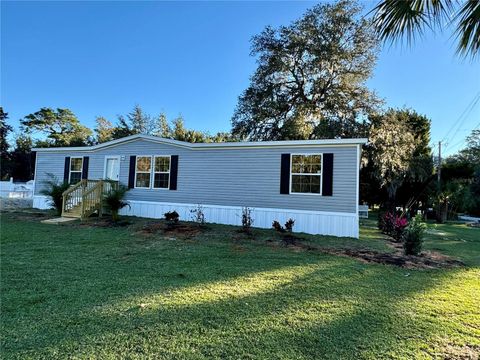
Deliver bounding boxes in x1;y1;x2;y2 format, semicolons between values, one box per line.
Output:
69;157;83;184
135;156;152;189
153;155;170;189
290;154;322;195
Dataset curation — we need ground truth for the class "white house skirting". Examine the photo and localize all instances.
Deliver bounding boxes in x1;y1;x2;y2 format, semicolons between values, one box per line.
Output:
32;196;359;238
120;200;359;238
33;195;51;209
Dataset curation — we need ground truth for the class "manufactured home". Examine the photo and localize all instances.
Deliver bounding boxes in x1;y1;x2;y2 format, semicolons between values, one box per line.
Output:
32;134;366;238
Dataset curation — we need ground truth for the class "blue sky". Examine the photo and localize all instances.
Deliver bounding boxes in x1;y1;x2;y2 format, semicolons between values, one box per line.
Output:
1;1;479;156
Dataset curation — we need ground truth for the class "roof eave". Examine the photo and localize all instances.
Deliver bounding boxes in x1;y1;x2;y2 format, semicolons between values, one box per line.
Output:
32;134;368;152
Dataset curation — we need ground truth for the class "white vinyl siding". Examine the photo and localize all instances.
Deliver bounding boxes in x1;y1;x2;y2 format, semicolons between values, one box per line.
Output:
34;140;358;214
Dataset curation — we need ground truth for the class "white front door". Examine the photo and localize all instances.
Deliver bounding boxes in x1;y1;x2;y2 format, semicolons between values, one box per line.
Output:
104;156;120;181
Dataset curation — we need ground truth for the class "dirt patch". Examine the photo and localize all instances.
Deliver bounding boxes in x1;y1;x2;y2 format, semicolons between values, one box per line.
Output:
0;198;33;211
267;235;464;269
137;221;203;239
320;247;464;269
1;210;51;221
77;218;131;228
232;229;256;241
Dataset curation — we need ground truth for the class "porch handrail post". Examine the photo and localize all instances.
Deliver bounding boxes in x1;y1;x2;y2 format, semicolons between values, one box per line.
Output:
62;192;66;216
99;180;104;218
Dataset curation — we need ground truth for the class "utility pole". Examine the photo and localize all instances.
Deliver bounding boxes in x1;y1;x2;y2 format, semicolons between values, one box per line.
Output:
437;141;442;186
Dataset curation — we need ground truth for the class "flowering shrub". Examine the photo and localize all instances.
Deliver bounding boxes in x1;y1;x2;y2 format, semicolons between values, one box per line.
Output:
378;212;408;241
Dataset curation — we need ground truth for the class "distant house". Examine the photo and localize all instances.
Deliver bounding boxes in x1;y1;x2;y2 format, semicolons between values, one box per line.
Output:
32;134;366;238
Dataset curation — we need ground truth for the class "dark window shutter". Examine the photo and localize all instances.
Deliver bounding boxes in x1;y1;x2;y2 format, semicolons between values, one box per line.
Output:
63;157;70;183
280;153;290;194
322;153;334;196
128;156;136;189
169;155;179;190
81;156;89;179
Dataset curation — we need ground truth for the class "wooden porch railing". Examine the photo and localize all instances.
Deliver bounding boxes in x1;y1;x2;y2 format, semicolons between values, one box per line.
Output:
62;179;118;219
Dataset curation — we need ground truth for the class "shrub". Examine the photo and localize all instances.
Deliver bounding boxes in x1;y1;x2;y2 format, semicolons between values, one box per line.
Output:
379;211;408;241
272;219;295;233
40;173;71;215
285;218;295;232
190;204;206;227
272;219;296;245
241;207;254;233
272;220;285;233
403;215;427;256
103;185;130;222
164;210;179;223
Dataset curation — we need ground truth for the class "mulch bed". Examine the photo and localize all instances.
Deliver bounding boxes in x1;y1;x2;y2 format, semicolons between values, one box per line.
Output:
1;210;51;221
8;208;462;270
269;234;464;269
137;221;204;239
320;247;464;269
76;217;131;228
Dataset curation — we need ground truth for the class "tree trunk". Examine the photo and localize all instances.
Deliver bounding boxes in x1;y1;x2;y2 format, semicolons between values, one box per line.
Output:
436;200;448;223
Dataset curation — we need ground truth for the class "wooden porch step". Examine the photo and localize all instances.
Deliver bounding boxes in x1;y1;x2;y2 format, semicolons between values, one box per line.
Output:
62;213;81;218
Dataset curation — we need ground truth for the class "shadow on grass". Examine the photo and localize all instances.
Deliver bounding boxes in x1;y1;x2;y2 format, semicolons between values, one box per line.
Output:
1;213;478;359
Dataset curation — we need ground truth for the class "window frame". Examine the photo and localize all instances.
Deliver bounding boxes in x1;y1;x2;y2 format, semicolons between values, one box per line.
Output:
69;156;84;184
152;155;171;190
289;153;323;196
134;155;153;189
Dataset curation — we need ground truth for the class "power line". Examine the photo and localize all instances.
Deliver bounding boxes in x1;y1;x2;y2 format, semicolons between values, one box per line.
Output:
446;121;480;152
441;91;480;145
447;95;480;147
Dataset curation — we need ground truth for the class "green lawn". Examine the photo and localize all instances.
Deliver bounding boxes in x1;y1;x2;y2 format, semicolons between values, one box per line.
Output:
1;211;479;359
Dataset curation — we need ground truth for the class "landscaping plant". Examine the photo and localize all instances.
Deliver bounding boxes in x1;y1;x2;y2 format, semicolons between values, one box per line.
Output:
403;215;427;256
40;173;71;215
190;204;206;227
164;210;179;223
272;218;296;245
378;211;408;241
164;210;180;229
103;185;129;222
241;207;254;234
285;218;295;232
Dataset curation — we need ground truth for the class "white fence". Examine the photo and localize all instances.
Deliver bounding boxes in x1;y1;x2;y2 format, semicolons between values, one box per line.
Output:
0;178;34;198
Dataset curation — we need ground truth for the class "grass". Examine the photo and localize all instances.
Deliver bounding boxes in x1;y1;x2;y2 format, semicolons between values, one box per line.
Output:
1;211;479;359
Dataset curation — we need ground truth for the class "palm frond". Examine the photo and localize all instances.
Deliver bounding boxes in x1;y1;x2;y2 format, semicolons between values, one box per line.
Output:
371;0;453;45
454;0;480;58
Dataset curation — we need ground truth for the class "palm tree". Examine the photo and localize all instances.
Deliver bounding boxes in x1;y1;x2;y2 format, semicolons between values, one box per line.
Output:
372;0;480;58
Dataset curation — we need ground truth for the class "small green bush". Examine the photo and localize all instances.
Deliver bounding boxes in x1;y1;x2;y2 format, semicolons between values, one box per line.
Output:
40;173;71;215
402;215;427;256
103;185;129;222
